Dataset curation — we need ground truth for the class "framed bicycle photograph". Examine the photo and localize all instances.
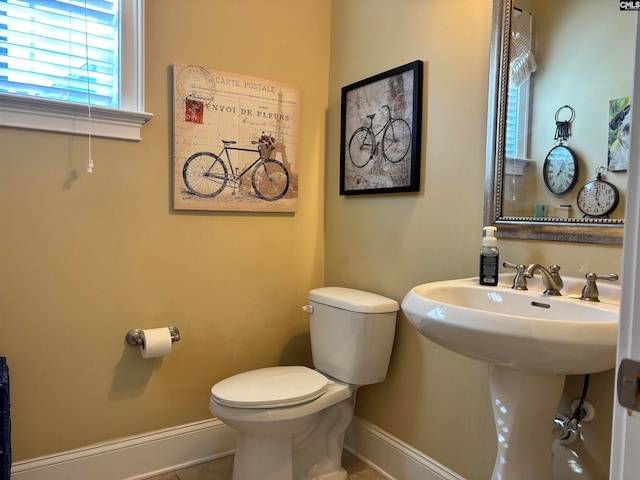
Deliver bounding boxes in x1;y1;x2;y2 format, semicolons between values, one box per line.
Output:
340;60;423;195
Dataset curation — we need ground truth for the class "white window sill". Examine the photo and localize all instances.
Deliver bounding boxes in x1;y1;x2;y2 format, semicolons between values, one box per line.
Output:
0;93;154;141
505;157;533;176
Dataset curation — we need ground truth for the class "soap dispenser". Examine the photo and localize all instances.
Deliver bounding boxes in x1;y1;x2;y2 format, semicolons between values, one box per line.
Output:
479;226;499;286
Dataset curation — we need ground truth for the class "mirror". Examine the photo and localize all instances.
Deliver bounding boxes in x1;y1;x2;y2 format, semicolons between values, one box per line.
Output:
485;0;635;244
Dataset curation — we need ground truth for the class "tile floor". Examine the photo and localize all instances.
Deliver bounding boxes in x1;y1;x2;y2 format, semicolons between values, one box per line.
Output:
146;451;385;480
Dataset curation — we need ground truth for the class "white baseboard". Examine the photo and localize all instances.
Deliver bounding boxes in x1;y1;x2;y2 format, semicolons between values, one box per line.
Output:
11;416;463;480
344;417;465;480
11;419;237;480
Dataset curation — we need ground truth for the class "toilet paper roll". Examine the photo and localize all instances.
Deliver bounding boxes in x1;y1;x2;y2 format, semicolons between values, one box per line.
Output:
140;327;172;359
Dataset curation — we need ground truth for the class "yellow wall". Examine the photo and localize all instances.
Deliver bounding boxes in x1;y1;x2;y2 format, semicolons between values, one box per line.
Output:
0;0;626;478
325;1;622;478
0;0;330;460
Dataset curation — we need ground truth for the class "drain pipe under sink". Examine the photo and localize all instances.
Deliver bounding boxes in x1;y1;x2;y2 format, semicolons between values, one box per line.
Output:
553;374;595;445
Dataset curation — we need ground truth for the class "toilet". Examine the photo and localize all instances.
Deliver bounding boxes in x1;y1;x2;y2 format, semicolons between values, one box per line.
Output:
209;287;399;480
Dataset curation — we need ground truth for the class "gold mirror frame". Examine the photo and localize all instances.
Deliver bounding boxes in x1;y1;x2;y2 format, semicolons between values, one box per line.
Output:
484;0;624;245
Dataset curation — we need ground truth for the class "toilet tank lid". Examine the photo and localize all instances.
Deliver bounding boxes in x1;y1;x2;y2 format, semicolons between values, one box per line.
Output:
309;287;399;313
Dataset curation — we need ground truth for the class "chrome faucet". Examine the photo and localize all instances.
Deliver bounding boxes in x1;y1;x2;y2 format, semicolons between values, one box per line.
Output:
524;264;563;296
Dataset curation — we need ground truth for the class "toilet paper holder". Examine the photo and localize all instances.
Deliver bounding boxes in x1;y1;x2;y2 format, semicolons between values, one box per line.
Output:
125;326;181;347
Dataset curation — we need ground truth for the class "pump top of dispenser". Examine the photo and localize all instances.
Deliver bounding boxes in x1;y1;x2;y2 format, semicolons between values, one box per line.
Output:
482;226;497;247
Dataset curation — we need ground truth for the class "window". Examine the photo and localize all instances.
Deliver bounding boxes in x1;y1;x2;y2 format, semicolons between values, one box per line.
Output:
0;0;151;140
506;8;536;161
505;80;530;160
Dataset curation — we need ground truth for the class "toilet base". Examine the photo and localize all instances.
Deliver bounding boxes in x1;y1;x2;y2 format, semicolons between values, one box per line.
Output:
232;442;348;480
223;396;355;480
232;434;293;480
294;458;348;480
293;397;353;480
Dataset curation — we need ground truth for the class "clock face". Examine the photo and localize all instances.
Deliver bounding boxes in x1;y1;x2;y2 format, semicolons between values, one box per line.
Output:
543;146;579;195
577;180;619;217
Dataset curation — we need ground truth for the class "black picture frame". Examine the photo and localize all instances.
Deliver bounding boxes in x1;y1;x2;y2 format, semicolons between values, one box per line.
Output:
340;60;423;195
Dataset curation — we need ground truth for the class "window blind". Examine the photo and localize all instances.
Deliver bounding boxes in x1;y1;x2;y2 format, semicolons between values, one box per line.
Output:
505;85;519;159
0;0;120;108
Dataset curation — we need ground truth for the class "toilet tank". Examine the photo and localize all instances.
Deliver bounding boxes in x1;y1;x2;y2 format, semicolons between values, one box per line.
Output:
307;287;399;386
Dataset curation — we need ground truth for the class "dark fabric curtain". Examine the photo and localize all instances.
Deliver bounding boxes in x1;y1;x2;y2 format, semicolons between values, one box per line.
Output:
0;357;10;480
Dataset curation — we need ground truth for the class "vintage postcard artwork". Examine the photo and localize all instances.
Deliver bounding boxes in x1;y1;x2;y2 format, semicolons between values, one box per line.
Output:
173;63;300;212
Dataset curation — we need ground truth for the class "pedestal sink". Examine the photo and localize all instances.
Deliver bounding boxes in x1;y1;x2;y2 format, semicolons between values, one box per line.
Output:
401;274;619;480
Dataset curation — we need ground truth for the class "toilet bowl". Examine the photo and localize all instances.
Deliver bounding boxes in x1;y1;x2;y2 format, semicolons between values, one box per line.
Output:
209;287;399;480
210;366;356;480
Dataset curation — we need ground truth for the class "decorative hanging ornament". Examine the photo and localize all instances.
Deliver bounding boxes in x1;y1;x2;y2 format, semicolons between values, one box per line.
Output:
554;105;575;144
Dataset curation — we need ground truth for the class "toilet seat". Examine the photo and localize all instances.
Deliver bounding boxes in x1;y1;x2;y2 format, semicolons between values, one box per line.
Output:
211;366;329;409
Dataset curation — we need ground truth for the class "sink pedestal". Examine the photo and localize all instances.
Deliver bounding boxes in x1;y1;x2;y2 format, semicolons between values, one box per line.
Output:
489;365;565;480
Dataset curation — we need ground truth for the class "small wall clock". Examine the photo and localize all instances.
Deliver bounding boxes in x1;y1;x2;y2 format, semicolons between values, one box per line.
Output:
542;145;579;195
576;166;620;218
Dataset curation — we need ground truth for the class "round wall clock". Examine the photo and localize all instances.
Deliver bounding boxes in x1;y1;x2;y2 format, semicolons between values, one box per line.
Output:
542;145;579;195
576;166;620;218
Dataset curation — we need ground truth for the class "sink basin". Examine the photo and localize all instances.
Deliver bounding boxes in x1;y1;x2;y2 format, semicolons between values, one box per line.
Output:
402;274;620;480
401;275;619;375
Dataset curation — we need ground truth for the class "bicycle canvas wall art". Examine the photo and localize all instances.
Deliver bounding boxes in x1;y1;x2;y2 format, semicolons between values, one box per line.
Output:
340;60;423;195
173;63;300;212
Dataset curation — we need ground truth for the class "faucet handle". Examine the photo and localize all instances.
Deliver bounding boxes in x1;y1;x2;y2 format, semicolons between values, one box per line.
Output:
549;264;561;275
580;272;619;302
503;261;528;290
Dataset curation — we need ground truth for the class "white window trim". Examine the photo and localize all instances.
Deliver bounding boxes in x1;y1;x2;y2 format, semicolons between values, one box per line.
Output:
0;0;153;141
